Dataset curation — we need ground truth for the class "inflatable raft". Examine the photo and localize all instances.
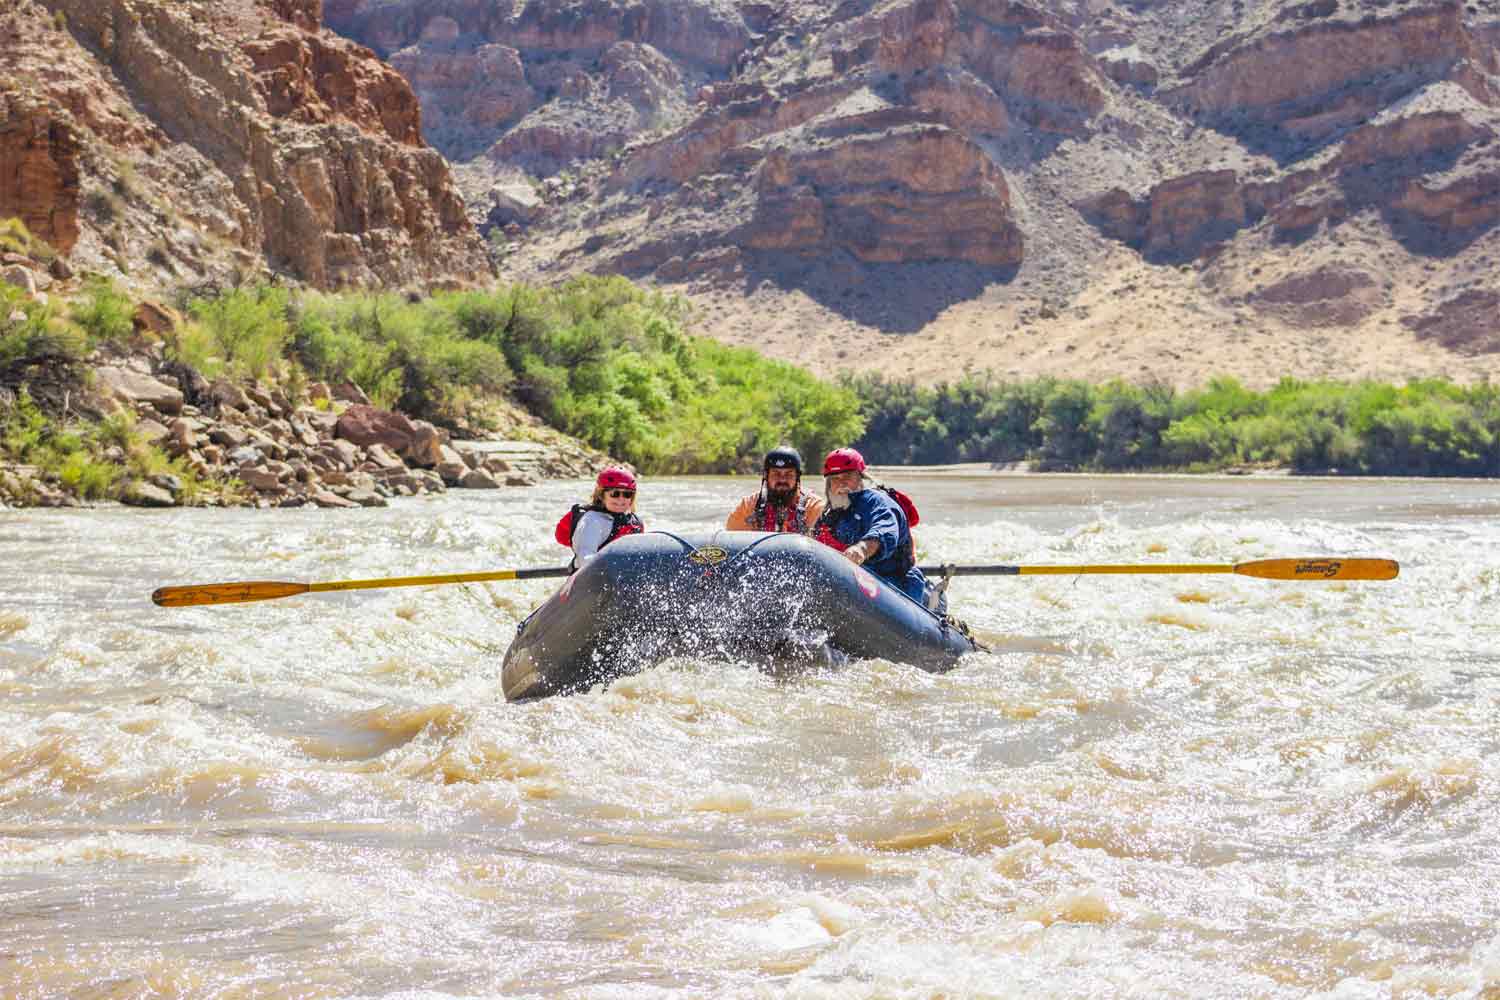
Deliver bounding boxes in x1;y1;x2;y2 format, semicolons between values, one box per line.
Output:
501;530;979;701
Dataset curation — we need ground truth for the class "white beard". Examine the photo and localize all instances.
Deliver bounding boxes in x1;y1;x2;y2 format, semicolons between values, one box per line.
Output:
826;488;852;510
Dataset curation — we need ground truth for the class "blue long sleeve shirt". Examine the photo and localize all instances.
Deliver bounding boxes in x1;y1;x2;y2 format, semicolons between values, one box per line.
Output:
824;488;930;606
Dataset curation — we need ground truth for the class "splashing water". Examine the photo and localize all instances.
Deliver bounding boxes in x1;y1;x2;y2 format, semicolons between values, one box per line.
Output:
3;474;1497;998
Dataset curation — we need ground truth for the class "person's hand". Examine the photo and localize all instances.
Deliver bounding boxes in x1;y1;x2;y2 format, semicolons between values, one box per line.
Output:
842;541;871;565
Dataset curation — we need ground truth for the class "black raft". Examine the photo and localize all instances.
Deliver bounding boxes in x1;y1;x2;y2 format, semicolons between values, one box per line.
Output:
502;530;979;701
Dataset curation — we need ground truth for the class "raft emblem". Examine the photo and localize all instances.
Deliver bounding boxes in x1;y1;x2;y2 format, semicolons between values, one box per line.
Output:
689;545;728;566
855;567;881;599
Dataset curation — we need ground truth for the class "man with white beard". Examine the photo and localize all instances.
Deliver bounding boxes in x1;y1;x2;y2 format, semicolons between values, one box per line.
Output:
812;447;938;611
725;446;825;533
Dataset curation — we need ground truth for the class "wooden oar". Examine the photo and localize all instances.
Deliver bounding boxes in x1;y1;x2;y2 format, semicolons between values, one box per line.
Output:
152;567;572;608
154;556;1398;608
915;557;1398;581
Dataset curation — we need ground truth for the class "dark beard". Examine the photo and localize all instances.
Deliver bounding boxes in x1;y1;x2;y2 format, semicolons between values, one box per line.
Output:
765;484;797;506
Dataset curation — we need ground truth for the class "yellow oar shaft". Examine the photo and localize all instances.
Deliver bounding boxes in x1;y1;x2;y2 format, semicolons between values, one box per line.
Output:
1017;564;1233;576
308;570;525;593
917;557;1398;582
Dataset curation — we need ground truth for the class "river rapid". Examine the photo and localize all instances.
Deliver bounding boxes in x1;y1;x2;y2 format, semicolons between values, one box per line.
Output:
3;473;1498;999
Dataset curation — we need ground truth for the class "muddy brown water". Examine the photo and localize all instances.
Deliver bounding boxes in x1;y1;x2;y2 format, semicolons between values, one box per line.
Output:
3;474;1497;997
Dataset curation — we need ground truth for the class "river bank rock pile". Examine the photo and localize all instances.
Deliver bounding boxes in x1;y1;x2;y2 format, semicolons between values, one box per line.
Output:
0;339;607;509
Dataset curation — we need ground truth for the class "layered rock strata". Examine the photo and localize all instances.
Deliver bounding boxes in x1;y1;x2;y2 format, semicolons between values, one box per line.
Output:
0;0;489;290
9;0;1500;385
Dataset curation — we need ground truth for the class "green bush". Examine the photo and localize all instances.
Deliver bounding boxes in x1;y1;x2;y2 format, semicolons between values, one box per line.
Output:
1160;411;1236;466
292;292;511;417
0;217;56;261
283;275;860;473
2;287;86;378
56;449;119;499
1361;396;1494;476
71;278;135;344
1090;381;1173;469
1;386;49;458
185;285;291;379
848;373;1500;477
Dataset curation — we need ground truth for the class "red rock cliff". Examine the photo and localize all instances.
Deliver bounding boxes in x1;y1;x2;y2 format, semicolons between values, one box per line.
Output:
1;0;489;290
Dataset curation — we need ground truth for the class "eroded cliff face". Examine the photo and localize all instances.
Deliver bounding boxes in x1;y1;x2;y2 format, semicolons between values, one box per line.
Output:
0;88;82;255
0;0;489;291
315;0;1500;384
7;0;1499;384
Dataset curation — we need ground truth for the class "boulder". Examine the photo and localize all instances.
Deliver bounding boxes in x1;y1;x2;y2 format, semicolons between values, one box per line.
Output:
211;425;253;449
209;380;251;411
148;473;184;495
238;466;287;491
436;460;469;485
134;417;170;443
120;480;176;507
459;467;500;489
403;419;446;467
336;404;416;452
227;445;264;465
365;443;406;469
331;382;372;405
132;301;181;337
343;488;388;507
95;366;184;416
311;489;359;508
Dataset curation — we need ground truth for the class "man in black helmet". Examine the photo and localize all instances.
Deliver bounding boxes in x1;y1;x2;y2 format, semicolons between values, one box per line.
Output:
725;445;826;533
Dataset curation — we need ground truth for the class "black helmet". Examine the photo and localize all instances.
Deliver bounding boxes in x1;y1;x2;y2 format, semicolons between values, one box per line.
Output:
763;445;803;475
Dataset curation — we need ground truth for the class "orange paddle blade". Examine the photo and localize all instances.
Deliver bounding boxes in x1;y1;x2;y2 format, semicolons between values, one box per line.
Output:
152;581;310;607
1231;557;1399;581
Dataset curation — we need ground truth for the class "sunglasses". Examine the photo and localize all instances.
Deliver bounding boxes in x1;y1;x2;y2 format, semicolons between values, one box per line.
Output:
605;489;635;499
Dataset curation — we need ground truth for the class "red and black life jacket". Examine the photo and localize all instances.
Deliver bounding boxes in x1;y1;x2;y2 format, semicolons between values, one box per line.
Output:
751;488;815;534
554;504;643;549
812;485;919;570
882;485;920;529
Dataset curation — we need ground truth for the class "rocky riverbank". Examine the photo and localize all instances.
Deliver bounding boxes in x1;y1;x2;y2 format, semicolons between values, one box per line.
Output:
0;336;611;510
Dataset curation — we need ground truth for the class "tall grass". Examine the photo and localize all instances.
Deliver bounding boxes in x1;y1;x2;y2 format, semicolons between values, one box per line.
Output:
1;285;86;375
0;217;55;261
70;277;135;343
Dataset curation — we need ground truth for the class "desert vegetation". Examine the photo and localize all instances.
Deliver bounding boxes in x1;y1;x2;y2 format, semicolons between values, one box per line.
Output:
849;374;1500;476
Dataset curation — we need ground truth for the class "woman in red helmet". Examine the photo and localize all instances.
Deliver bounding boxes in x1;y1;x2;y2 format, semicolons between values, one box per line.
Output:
813;447;936;609
554;466;644;570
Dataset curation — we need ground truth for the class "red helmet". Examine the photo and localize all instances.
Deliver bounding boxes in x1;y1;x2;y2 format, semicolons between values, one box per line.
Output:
596;466;637;490
822;448;866;476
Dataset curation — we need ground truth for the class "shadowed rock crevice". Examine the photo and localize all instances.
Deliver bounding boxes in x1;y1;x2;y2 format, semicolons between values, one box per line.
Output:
740;253;1017;334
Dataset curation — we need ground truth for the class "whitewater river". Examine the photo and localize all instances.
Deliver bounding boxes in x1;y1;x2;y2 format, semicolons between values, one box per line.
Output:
3;473;1498;998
